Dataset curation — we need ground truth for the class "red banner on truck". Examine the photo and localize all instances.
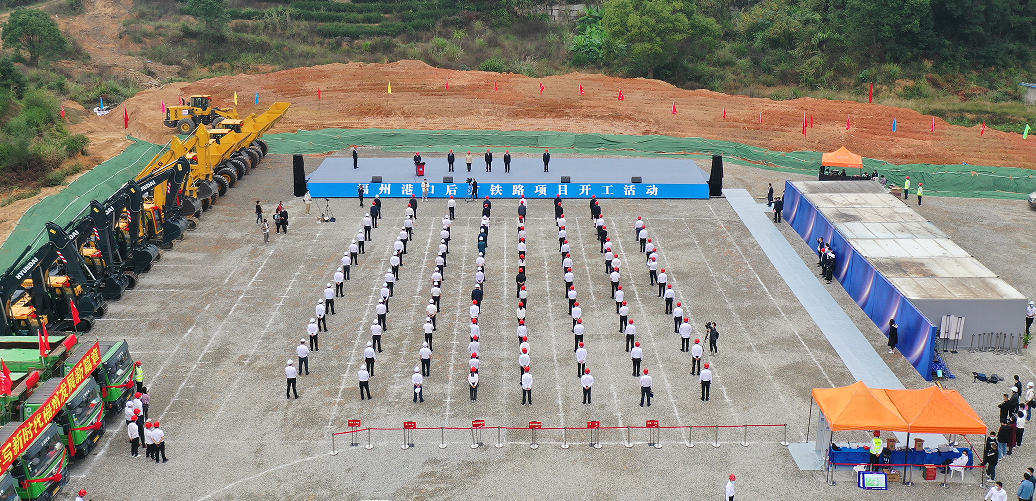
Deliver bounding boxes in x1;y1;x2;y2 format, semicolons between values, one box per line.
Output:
0;342;101;472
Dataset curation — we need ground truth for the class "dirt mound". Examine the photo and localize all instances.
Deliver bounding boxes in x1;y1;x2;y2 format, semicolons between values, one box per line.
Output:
82;60;1034;169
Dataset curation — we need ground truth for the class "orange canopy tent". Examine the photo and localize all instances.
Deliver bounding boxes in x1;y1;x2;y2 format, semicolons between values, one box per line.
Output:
821;146;863;169
811;381;908;432
885;387;987;435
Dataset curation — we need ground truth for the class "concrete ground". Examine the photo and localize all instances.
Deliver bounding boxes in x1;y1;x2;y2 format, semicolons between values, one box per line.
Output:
58;153;1035;500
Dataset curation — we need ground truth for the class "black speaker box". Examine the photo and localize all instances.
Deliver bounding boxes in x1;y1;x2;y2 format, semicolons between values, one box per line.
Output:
292;154;307;197
560;176;571;183
443;176;453;183
371;176;383;183
631;176;642;183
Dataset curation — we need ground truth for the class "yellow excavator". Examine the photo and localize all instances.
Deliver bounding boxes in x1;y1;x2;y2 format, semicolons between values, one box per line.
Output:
139;101;289;222
163;95;240;135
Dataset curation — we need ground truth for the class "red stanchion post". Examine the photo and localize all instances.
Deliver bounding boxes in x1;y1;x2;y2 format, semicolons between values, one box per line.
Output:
529;421;542;449
647;420;661;449
588;421;601;449
471;419;485;449
348;419;362;447
402;421;416;450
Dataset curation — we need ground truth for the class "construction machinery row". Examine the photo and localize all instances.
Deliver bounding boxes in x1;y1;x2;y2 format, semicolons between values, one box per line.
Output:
0;101;289;500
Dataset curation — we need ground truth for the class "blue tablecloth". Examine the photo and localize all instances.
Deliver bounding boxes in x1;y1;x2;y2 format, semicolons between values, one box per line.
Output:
830;446;972;467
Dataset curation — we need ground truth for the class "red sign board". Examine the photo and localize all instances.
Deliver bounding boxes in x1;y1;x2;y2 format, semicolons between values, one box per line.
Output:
471;420;485;428
529;421;542;429
0;342;100;472
587;421;600;429
403;421;417;430
646;420;659;428
347;419;361;427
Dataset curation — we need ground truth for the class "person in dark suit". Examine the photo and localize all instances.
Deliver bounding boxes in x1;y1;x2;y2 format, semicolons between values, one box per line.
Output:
357;185;364;207
772;196;784;222
352;146;358;169
767;183;774;207
503;150;511;173
278;209;288;233
471;285;483;308
543;148;550;172
370;198;380;227
484;149;493;172
515;267;526;299
447;149;455;172
470;179;478;199
413;152;422;165
409;195;418;219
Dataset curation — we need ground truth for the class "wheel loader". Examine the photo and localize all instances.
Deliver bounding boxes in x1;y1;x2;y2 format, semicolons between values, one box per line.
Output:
163;95;239;135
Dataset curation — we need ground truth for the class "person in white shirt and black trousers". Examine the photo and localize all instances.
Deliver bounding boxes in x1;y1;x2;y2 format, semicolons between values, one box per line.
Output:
296;340;310;375
358;366;371;400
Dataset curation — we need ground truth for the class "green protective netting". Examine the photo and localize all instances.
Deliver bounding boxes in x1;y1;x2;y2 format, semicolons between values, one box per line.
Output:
265;128;1036;200
0;138;165;271
4;128;1035;272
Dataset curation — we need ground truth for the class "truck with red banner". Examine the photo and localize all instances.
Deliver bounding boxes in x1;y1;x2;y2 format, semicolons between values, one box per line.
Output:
0;423;66;500
0;334;79;427
64;340;133;413
21;377;104;460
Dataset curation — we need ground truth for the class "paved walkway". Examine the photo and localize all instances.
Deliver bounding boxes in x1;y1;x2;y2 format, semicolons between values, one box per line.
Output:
723;189;942;452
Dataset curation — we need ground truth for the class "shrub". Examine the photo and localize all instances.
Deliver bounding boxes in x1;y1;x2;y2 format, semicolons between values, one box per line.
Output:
478;57;505;73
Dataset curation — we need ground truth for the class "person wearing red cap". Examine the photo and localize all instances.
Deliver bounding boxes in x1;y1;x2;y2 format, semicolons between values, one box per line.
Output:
700;362;713;401
571;302;582;329
664;284;675;313
625;320;637;353
503;150;511;173
581;368;594;405
447;149;455;172
634;216;644;241
672;302;684;333
726;474;736;501
639;369;652;407
619;301;629;332
515;267;526;299
521;367;533;405
691;338;703;373
128;415;140;457
484;148;493;172
448;194;456;219
558;226;567;251
575;342;587;377
516;319;526;346
519;348;531;382
615;286;625;314
542;148;550;172
648;255;658;285
573;319;584;352
469;353;480;372
468;367;479;401
564;267;574;293
76;489;88;501
133;360;145;392
610;267;621;297
630;340;643;375
644;238;655;262
152;421;167;462
638;225;648;252
679;317;692;351
657;268;668;297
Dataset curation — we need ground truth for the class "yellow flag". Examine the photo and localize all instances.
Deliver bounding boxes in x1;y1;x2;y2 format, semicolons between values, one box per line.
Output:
387;82;392;94
233;91;238;105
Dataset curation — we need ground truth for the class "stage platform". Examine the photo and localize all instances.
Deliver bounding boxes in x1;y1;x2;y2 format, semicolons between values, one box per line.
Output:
306;156;710;199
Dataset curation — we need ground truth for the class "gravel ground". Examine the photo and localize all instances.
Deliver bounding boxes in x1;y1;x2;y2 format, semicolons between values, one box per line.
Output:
55;154;1033;500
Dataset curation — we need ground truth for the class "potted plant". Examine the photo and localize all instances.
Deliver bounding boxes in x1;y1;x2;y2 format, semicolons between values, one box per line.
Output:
1024;332;1032;349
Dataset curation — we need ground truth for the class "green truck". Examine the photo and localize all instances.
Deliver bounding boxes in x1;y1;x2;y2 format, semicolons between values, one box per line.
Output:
65;340;133;413
0;334;77;426
0;423;67;501
0;472;18;501
22;378;104;459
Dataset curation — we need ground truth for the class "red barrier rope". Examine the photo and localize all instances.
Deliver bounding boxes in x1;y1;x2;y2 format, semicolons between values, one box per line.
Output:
332;422;786;434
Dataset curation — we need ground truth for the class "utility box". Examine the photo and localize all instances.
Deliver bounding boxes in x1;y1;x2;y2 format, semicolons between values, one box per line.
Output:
416;162;425;176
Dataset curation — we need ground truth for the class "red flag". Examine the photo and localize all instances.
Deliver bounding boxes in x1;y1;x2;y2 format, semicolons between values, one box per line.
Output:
846;115;851;130
539;82;544;94
0;359;10;396
445;80;449;90
494;81;498;91
869;83;874;103
60;106;65;119
579;84;584;95
37;329;44;357
179;96;184;105
317;88;322;100
123;108;129;129
803;113;807;137
672;102;677;115
931;117;936;132
722;107;726;119
980;121;987;135
617;90;624;101
70;299;80;326
161;100;166;114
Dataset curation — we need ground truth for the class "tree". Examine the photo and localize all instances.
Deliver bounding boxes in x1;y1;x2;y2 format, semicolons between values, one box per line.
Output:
187;0;230;34
0;9;67;67
844;0;933;62
602;0;691;78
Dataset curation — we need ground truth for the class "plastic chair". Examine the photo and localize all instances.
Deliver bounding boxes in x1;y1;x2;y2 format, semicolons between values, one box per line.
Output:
949;455;968;480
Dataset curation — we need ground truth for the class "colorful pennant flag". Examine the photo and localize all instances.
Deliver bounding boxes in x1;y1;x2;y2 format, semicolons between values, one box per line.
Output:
931;117;936;132
671;102;677;115
494;81;498;91
869;83;874;103
317;88;322;100
70;299;80;326
892;118;898;132
161;100;166;114
233;91;238;105
980;121;987;135
617;90;624;101
254;92;259;104
60;106;65;119
846;115;851;130
803;113;807;137
99;96;104;109
722;107;726;119
124;107;129;129
445;80;449;90
539;82;545;95
579;84;584;95
41;322;49;356
387;82;392;94
0;359;10;396
1024;124;1030;139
